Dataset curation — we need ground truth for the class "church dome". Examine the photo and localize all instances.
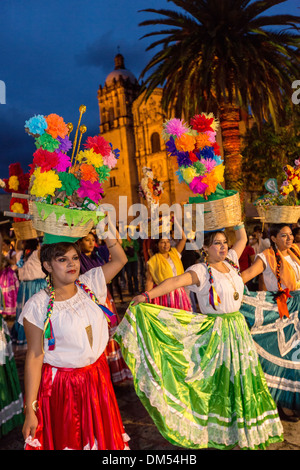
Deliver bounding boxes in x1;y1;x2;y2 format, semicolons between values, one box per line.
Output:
105;54;137;86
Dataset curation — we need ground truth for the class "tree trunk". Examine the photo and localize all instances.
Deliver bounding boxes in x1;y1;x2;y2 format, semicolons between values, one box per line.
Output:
219;104;243;192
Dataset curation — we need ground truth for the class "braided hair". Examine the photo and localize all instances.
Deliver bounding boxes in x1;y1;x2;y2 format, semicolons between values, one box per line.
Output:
269;224;300;291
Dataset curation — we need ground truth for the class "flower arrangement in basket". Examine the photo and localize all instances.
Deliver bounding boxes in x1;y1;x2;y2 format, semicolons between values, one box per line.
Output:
138;167;164;207
162;113;241;230
254;160;300;224
25;106;118;242
1;163;38;240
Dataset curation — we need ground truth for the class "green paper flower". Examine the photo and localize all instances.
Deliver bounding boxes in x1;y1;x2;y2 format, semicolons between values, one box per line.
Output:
58;172;80;196
96;164;111;182
35;133;60;152
193;161;206;175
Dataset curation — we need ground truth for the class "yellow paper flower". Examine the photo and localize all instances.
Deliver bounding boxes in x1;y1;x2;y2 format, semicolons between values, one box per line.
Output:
11;202;25;213
77;149;103;168
202;165;225;196
8;175;19;191
30;167;62;197
181;167;197;184
175;134;196;153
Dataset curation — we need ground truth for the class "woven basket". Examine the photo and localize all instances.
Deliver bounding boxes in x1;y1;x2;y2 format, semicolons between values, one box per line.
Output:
12;221;38;240
189;192;241;231
29;202;99;239
256;205;300;224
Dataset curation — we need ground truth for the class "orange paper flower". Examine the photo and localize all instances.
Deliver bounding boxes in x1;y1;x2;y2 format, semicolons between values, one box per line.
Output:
45;114;69;139
175;134;196;153
195;133;211;150
80;163;99;183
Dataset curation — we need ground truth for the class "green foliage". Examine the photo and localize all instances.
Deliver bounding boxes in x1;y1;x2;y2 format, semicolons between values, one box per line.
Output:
242;105;300;192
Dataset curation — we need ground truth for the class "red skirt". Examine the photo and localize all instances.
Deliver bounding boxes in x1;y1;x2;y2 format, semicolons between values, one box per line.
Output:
25;353;130;450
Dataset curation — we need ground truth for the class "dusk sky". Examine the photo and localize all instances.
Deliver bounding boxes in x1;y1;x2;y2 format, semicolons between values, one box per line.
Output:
0;0;299;180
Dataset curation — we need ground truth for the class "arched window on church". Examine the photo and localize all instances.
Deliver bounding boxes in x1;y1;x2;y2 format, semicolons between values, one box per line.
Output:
151;132;161;153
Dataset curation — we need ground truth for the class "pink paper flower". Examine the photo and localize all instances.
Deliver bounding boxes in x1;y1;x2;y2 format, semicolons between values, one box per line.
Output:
102;151;118;169
77;180;104;203
189;176;208;194
199;158;216;173
54;152;72;172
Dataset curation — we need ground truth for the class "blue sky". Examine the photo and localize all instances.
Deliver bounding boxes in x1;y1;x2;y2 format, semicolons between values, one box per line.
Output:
0;0;299;179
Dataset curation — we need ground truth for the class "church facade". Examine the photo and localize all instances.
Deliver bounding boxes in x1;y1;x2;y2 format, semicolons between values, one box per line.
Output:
97;54;192;219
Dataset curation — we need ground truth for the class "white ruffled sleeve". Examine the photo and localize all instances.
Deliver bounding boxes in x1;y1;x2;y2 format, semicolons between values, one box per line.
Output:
18;290;48;330
185;263;208;293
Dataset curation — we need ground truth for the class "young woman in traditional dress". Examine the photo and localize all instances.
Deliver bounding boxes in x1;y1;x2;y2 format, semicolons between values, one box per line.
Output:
78;232;132;385
241;224;300;422
115;225;284;450
19;230;130;450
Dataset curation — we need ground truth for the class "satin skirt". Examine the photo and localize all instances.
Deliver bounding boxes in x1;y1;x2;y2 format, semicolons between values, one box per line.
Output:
115;303;283;450
25;353;130;450
241;290;300;410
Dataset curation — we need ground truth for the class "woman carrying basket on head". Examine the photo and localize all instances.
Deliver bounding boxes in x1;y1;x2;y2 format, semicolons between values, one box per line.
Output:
241;223;300;422
114;224;284;450
19;227;130;450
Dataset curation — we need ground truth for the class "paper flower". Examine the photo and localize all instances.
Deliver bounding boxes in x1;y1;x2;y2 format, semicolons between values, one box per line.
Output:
35;133;60;152
32;148;59;172
102;151;118;169
80;163;99;183
11;202;25;214
175;134;196;153
30;168;62;197
190;113;219;133
25;115;47;136
58;172;80;196
54;152;72;173
84;135;111;156
189;176;208;195
45;114;69;139
162;118;190;140
57;135;72;153
77;180;104;203
8;175;19;191
181;166;197;184
164;112;224;197
77;148;103;168
96;165;111;182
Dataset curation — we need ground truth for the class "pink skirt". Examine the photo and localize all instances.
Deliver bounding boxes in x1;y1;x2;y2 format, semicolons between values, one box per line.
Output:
0;267;19;316
150;286;192;311
25;353;130;450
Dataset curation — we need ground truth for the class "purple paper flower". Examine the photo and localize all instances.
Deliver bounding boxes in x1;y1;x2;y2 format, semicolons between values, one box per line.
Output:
177;152;192;167
57;135;72;153
166;137;178;156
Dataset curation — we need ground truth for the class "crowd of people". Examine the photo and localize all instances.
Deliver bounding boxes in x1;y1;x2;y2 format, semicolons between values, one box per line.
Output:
1;218;300;450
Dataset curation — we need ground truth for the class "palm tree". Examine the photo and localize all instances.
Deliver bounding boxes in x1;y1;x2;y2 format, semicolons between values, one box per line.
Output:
138;0;300;191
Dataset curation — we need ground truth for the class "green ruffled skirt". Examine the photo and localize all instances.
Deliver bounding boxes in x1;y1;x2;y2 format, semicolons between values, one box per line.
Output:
114;303;284;450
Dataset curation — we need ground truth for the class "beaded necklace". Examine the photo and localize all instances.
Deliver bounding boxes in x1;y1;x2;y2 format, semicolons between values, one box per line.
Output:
205;258;241;310
43;276;116;352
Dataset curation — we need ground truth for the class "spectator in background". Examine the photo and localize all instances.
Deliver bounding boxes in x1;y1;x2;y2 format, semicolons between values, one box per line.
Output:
122;233;140;295
250;225;271;255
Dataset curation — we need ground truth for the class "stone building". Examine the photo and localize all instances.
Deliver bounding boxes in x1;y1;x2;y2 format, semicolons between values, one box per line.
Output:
97;54;191;220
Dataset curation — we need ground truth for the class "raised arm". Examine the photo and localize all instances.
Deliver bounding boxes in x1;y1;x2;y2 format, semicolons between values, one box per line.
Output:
232;224;247;259
132;269;199;305
241;257;265;284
